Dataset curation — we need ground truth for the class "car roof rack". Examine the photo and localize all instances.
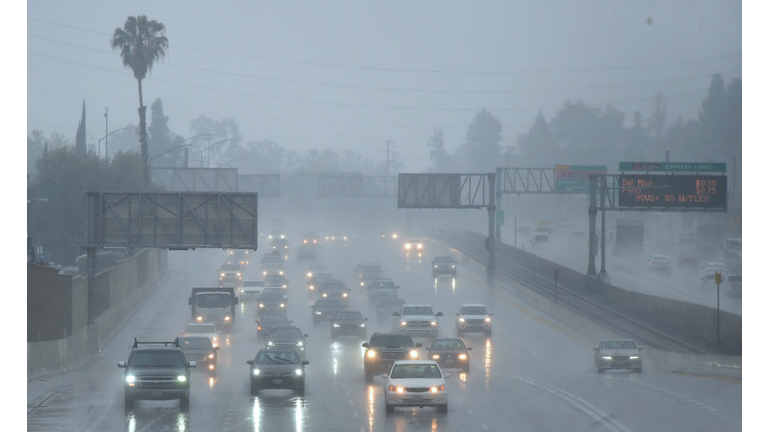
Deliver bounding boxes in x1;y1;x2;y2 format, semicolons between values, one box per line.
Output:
133;337;180;348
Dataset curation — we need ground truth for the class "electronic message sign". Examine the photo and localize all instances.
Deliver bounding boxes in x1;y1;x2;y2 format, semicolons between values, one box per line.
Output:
555;165;607;192
617;174;727;210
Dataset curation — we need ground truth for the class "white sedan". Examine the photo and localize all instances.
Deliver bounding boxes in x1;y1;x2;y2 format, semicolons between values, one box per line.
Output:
382;360;449;413
648;255;671;271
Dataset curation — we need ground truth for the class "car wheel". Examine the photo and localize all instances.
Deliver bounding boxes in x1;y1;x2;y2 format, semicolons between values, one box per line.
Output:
124;394;134;410
250;384;258;396
385;392;394;413
365;370;374;383
180;393;190;410
438;404;448;414
297;385;305;397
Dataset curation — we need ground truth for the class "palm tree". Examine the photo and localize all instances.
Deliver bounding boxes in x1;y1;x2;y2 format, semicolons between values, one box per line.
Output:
111;15;169;189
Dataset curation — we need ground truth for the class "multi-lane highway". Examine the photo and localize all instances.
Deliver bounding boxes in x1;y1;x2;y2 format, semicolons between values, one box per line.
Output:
27;234;741;431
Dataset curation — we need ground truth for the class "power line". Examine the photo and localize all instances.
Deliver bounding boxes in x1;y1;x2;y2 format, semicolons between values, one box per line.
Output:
27;50;712;112
27;34;741;95
27;16;742;76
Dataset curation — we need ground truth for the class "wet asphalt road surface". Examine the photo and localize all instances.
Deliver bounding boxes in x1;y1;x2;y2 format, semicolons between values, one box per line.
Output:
27;236;741;431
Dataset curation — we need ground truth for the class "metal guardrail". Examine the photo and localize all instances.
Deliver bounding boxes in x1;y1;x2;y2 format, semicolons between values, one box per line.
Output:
452;234;707;354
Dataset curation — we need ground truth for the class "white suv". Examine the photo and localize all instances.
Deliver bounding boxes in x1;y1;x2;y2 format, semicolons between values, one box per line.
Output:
456;303;493;336
393;304;443;338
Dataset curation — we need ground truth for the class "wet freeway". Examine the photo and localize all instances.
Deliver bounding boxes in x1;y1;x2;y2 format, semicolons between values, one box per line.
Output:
27;234;741;431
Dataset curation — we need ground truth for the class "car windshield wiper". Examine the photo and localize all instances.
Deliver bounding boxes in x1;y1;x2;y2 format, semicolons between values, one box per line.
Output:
267;355;294;364
151;364;182;368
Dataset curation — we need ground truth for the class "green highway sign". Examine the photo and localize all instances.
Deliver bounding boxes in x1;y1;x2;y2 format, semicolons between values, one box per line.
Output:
619;162;726;173
554;165;607;192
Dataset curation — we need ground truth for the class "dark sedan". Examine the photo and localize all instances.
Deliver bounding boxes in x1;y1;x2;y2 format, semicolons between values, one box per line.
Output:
179;336;219;375
256;314;292;337
311;298;346;323
331;310;368;338
257;290;288;316
247;348;309;396
427;338;472;372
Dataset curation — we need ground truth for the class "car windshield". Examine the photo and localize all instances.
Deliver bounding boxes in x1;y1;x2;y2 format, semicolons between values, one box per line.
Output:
380;299;405;307
600;340;637;350
431;340;465;350
185;324;215;334
265;276;285;283
260;292;283;301
315;300;343;309
460;306;488;315
402;306;434;315
434;256;453;263
372;281;395;289
269;328;303;338
336;312;363;320
323;282;346;291
389;364;442;379
179;338;212;350
130;350;185;368
360;265;382;272
369;334;412;347
255;351;299;365
195;293;231;308
243;281;264;287
221;264;240;271
261;315;288;324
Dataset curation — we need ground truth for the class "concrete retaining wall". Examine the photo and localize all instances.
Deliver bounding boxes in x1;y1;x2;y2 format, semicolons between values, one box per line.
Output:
448;231;742;355
27;249;167;378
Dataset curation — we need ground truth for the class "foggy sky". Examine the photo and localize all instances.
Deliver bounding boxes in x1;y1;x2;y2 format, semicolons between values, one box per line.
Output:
26;0;741;171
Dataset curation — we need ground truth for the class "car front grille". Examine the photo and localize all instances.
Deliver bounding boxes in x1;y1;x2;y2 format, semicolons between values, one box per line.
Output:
466;319;484;325
406;321;431;328
137;376;176;388
612;356;629;361
405;387;430;393
379;351;406;361
184;353;206;362
402;398;434;403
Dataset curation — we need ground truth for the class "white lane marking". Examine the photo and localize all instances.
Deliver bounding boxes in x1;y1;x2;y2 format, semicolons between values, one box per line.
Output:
345;391;350;396
517;377;633;432
482;424;489;430
349;400;354;405
353;412;359;418
468;408;474;414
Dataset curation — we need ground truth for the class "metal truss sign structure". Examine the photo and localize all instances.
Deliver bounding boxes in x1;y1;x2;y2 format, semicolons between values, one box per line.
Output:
398;173;494;209
318;173;397;197
151;168;238;192
84;192;258;249
554;165;608;192
238;174;281;198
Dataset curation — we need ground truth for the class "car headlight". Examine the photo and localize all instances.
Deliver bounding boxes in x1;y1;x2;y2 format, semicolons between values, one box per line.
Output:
430;385;445;392
126;375;136;383
417;244;423;249
279;270;284;275
392;234;398;239
304;240;308;244
434;265;438;268
309;285;315;290
259;303;265;308
263;271;268;276
212;336;218;341
360;282;365;286
220;273;225;277
452;265;455;268
432;354;440;360
267;341;275;346
294;369;303;376
177;375;187;382
333;323;341;328
307;272;313;278
315;311;322;315
209;364;215;370
322;293;327;297
359;323;365;328
485;317;491;322
196;316;203;322
601;356;612;360
430;321;438;327
342;293;348;297
400;321;407;327
409;350;419;359
296;341;304;347
280;303;285;308
458;317;465;322
208;353;215;359
224;315;231;321
253;369;261;376
367;350;377;358
282;285;287;289
388;385;405;393
458;353;467;360
405;244;412;250
629;356;639;360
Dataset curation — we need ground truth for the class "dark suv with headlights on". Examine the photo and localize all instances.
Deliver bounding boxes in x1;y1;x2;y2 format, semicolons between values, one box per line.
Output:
362;333;422;383
179;336;219;375
248;348;309;396
432;256;457;277
118;338;197;410
331;310;368;338
265;326;309;360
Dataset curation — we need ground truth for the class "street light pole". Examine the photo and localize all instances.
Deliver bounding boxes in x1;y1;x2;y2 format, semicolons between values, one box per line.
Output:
99;127;135;161
201;138;242;168
104;107;108;162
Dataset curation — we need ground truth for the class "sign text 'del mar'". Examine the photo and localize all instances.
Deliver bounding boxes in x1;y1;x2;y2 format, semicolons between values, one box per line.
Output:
617;174;727;210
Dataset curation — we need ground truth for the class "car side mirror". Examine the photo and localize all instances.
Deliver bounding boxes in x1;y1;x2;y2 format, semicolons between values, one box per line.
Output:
415;343;423;348
117;361;126;368
187;297;192;305
364;318;369;321
393;312;400;316
425;347;431;351
381;374;389;379
396;286;400;289
304;334;309;338
593;347;598;351
639;347;645;351
302;361;310;366
489;313;494;316
362;343;369;348
214;346;220;351
235;298;239;305
455;313;460;316
467;347;473;351
247;360;253;365
436;312;443;317
188;361;197;368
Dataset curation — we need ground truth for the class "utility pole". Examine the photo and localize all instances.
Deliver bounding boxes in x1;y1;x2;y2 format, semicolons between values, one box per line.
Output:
104;107;109;161
381;140;396;175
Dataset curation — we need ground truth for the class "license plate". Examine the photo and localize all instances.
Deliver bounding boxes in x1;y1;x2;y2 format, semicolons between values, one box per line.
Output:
446;359;454;364
151;391;162;397
273;379;282;384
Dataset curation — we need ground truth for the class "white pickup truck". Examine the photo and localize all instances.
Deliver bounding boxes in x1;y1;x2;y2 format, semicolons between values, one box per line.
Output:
392;304;443;338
